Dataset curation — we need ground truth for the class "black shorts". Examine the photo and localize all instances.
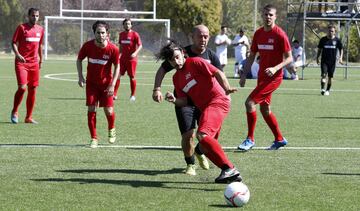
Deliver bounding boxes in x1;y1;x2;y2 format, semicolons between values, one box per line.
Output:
321;62;336;78
175;105;201;135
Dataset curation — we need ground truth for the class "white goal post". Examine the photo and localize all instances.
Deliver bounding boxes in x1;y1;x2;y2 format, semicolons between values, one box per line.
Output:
44;16;170;60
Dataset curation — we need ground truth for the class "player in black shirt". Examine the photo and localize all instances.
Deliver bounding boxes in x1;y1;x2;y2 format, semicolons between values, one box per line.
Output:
316;24;343;96
152;25;222;176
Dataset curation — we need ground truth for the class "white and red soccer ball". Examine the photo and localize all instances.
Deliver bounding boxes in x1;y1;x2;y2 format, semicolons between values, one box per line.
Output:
224;182;250;207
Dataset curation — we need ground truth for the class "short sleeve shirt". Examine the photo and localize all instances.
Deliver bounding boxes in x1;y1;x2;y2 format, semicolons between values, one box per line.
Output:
318;36;343;64
78;40;120;85
12;23;44;63
250;25;291;81
119;30;142;60
172;57;228;111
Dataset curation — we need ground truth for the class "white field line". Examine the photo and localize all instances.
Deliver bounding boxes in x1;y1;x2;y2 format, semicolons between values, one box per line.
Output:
1;144;360;150
44;72;360;92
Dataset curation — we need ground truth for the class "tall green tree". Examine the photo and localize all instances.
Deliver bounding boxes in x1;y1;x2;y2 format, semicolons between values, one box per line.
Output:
0;0;23;51
150;0;222;42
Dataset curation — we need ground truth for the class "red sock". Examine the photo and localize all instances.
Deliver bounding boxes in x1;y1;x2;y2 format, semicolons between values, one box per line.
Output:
130;78;136;96
87;111;97;139
114;79;120;97
200;136;233;169
106;112;115;130
12;87;26;113
262;112;283;141
246;111;257;141
25;87;36;119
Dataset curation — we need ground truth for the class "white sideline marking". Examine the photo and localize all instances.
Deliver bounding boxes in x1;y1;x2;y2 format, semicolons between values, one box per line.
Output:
1;144;360;150
43;72;360;92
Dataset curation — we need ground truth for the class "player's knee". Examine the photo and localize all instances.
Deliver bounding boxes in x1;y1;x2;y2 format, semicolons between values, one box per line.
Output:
260;105;270;116
196;132;206;141
182;130;194;142
88;106;96;112
104;107;113;116
245;99;255;112
18;85;27;90
321;78;326;83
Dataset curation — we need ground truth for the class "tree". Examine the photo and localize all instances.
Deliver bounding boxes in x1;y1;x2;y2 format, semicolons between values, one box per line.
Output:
0;0;23;51
149;0;222;43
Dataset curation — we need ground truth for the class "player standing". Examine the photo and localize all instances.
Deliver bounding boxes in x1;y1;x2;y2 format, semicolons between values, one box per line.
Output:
113;18;142;102
158;40;242;183
232;28;250;78
237;4;293;151
77;21;120;148
316;24;343;96
10;8;44;124
152;25;222;176
214;26;232;70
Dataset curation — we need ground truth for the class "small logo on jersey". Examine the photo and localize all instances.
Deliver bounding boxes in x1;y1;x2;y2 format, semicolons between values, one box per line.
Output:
103;55;110;60
268;38;274;43
332;41;337;46
185;73;192;80
36;33;41;37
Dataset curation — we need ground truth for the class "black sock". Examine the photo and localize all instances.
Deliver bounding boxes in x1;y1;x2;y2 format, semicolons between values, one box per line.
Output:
321;81;325;90
185;155;195;165
326;83;331;91
195;143;203;155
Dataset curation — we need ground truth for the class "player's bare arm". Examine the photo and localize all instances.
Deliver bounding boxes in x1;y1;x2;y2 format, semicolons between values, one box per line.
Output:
76;59;85;87
12;42;26;63
152;66;167;103
131;44;142;58
338;49;344;64
214;70;237;95
165;91;187;107
316;48;322;64
38;44;43;69
105;63;120;96
239;51;256;87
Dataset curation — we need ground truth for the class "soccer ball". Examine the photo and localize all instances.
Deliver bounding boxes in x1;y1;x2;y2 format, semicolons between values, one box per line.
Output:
224;182;250;207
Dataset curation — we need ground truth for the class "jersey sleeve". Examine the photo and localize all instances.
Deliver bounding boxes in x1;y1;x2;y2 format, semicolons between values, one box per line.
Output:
111;45;120;65
12;25;23;43
39;28;45;45
337;38;343;50
135;32;142;46
282;32;292;53
250;31;259;53
77;42;88;60
209;50;222;70
317;37;325;49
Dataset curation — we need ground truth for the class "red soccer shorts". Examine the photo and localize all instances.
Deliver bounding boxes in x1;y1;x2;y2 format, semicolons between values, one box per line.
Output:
198;102;230;138
249;77;282;105
120;59;137;78
15;62;40;87
86;82;114;107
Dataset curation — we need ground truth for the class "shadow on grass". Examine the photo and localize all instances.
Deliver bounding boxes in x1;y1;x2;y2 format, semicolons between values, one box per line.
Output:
322;172;360;176
315;116;360;120
48;97;85;101
57;168;184;176
31;178;220;191
275;92;319;96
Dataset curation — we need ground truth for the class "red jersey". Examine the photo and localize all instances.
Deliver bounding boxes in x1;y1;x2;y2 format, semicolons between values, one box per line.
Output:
12;23;44;63
119;30;142;60
78;40;120;85
173;57;229;111
250;25;291;81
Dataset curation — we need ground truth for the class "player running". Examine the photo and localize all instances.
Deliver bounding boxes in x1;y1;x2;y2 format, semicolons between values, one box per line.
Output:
158;40;242;184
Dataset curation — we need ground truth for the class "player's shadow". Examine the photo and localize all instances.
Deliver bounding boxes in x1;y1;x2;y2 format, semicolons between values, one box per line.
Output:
48;97;85;101
31;178;220;191
315;116;360;120
322;172;360;176
57;168;183;176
